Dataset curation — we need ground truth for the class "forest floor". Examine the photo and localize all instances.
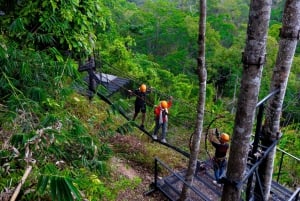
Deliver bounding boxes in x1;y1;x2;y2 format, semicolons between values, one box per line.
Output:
111;157;168;201
108;132;172;201
108;133;217;201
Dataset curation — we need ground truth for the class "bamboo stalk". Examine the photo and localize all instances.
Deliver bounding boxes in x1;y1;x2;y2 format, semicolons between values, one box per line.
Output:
10;165;32;201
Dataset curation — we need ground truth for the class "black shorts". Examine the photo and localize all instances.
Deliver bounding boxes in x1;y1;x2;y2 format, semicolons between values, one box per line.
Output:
135;103;146;113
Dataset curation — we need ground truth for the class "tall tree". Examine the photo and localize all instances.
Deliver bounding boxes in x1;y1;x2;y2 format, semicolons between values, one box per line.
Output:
179;0;207;200
256;0;300;200
221;0;272;201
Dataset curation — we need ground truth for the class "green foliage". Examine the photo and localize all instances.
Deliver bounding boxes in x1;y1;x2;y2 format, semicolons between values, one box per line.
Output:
279;125;300;157
112;176;142;195
208;14;237;47
207;0;249;26
0;0;112;57
74;169;114;201
270;0;284;25
116;121;135;135
268;23;282;41
37;165;81;201
273;124;300;187
207;42;242;98
1;0;299;199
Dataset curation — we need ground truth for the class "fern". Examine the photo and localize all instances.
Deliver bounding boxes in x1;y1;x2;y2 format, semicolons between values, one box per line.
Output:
35;33;55;45
8;18;26;34
39;15;59;32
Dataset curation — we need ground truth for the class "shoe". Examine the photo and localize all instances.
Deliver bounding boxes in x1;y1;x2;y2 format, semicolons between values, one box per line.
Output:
161;139;167;143
213;180;222;187
140;124;144;129
152;135;157;140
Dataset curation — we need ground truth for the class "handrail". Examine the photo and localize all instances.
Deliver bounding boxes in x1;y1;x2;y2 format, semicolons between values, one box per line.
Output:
237;140;278;189
154;157;210;200
276;146;300;183
287;188;300;201
96;91;192;158
277;147;300;161
256;88;280;107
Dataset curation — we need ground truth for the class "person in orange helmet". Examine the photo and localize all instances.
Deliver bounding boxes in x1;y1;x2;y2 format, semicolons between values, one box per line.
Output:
152;96;173;143
209;131;230;187
128;84;152;129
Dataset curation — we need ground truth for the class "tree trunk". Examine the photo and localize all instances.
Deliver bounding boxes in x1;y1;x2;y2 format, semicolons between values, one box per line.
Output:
221;1;272;201
179;0;207;200
256;1;300;200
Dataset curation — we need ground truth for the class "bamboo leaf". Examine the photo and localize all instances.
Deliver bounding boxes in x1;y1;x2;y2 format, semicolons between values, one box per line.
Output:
65;178;82;200
61;178;74;201
37;175;49;193
50;176;57;201
56;177;64;201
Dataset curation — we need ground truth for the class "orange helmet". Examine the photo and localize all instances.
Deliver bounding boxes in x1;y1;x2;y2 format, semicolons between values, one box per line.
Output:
140;84;147;92
220;133;230;142
161;100;168;109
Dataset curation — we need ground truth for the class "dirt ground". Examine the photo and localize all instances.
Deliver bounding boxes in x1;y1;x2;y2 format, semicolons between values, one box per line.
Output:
111;157;168;201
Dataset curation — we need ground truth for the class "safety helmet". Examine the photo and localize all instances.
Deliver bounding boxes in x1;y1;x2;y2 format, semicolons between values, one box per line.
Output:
220;133;230;142
140;84;147;93
161;100;168;109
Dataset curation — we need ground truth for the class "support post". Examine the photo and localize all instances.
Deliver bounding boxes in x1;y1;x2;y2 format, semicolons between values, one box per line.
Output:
276;151;285;182
246;104;265;201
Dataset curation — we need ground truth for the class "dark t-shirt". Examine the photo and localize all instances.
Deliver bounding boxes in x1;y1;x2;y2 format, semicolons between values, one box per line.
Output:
211;141;229;158
134;89;150;106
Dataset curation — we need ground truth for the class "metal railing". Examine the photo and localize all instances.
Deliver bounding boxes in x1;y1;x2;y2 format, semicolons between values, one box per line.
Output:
153;157;210;201
287;188;300;201
276;147;300;183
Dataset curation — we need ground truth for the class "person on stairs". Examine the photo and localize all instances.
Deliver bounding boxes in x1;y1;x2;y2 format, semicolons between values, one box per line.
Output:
152;96;173;143
128;84;152;129
209;131;230;187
